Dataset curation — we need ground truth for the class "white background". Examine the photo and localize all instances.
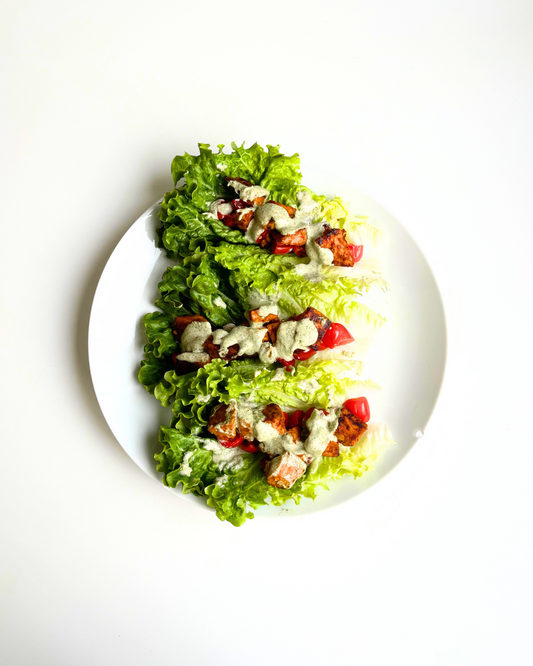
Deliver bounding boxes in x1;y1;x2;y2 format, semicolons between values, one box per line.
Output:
1;1;532;664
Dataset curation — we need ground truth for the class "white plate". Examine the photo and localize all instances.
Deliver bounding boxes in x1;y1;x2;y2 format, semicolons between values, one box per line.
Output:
88;168;447;519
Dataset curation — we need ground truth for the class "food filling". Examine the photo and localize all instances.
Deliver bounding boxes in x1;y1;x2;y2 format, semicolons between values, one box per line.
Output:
206;178;363;275
206;398;370;489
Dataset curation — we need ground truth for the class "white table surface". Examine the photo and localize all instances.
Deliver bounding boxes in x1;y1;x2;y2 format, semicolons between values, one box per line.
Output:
1;2;532;664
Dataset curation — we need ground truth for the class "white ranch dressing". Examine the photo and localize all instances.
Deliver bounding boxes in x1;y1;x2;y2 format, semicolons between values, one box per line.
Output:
235;402;305;457
304;408;339;457
247;289;279;311
212;328;229;345
207;199;233;218
215;474;228;488
181;321;212;352
258;319;318;364
244;191;333;279
217;325;267;358
203;439;246;472
257;304;279;319
176;351;210;364
227;179;269;203
180;451;194;477
179;304;317;366
232;399;342;461
213;296;227;308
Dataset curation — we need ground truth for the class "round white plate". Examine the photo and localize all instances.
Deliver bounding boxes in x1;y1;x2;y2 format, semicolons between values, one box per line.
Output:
88;168;447;519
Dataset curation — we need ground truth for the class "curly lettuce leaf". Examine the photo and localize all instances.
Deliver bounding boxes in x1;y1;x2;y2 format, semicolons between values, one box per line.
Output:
152;361;392;527
142;312;177;358
210;241;304;307
138;351;174;395
156;426;219;493
150;358;377;413
205;422;394;526
159;143;303;258
210;241;386;334
155;252;243;326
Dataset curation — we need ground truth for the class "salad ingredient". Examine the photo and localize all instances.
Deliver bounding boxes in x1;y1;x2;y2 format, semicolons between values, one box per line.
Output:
138;143;392;525
321;322;355;349
167;306;339;375
292;349;317;361
304;408;339;457
348;244;364;263
219;435;244;449
334;407;368;446
288;410;304;429
272;243;293;255
343;396;371;422
266;453;307;489
204;395;370;489
239;441;259;453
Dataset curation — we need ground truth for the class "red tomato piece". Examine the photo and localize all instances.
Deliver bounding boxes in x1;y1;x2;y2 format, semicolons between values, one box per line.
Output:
278;358;295;371
272;243;293;255
217;212;235;227
348;244;364;263
239;440;259;453
219;435;244;449
302;407;315;425
321;323;355;349
288;410;304;429
293;349;317;361
343;397;370;422
283;412;290;428
233;199;248;209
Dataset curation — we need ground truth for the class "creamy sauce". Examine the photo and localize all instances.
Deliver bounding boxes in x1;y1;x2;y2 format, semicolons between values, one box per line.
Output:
208;199;233;217
298;379;320;392
235;402;303;457
180;451;193;477
215;474;228;488
217;325;267;358
181;321;212;352
247;290;280;311
203;439;245;472
179;318;317;365
243;190;333;279
257;304;279;318
274;319;318;360
213;296;227;308
271;368;286;381
304;409;339;457
227;179;269;203
176;351;210;364
179;298;316;366
232;399;340;462
246;203;291;242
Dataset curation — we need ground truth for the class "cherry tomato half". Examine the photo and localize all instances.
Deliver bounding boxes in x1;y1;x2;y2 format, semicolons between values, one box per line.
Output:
278;358;295;371
233;199;249;210
320;322;355;349
293;349;317;361
288;410;304;429
348;244;364;263
272;243;293;254
217;212;235;227
302;407;315;425
239;440;259;453
284;412;290;428
219;435;244;449
343;397;370;422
